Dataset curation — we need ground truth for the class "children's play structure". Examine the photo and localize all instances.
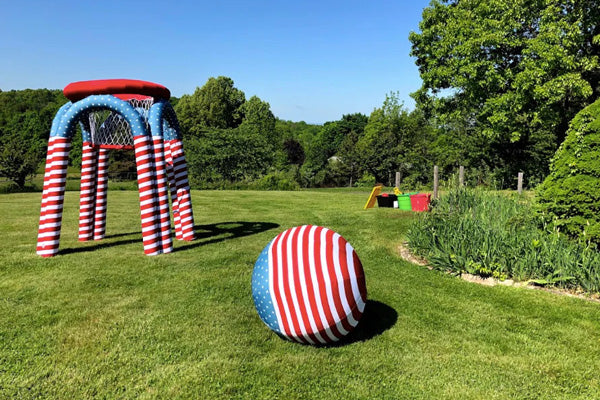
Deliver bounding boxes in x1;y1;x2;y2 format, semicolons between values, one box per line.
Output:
252;225;367;344
36;79;195;257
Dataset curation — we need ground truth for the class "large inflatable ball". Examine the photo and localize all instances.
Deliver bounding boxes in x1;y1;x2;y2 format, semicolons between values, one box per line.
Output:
252;225;367;344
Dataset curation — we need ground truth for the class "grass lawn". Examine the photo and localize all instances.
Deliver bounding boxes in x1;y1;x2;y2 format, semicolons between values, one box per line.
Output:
1;189;599;399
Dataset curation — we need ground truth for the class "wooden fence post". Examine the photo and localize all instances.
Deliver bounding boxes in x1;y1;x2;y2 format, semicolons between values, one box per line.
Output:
518;172;523;194
459;165;464;187
395;171;401;188
433;165;439;199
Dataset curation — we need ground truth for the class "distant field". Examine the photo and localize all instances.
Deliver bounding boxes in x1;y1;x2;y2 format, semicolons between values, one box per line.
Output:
1;190;599;399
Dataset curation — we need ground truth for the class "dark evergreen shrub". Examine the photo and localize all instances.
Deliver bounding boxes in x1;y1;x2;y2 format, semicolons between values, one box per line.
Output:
537;99;600;243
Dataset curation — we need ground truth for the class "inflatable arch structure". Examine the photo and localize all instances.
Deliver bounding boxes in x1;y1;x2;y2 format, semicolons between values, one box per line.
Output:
36;79;195;257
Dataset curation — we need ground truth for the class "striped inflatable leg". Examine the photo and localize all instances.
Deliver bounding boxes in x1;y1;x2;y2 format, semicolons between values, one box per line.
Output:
152;136;173;253
38;137;57;242
93;148;109;240
164;140;182;240
133;135;162;256
168;139;195;241
36;137;71;257
78;143;97;241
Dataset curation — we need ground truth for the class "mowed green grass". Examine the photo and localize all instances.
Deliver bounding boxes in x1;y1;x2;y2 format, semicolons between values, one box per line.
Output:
1;190;599;399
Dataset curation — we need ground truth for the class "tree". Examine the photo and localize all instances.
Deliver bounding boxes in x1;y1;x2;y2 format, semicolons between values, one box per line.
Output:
357;109;400;184
335;130;361;186
239;95;278;168
537;98;600;244
275;119;321;151
0;89;67;188
282;138;305;166
410;0;600;183
0;112;46;188
355;93;420;184
175;76;246;136
239;95;277;143
173;77;287;187
301;113;368;186
184;126;272;188
311;113;368;164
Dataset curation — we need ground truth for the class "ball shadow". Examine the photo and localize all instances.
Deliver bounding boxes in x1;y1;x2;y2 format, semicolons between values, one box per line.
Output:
176;221;280;251
326;300;398;347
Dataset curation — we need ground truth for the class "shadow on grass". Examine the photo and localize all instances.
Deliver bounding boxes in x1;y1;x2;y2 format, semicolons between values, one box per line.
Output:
103;231;140;240
326;300;398;347
176;221;280;251
58;238;141;255
58;221;279;255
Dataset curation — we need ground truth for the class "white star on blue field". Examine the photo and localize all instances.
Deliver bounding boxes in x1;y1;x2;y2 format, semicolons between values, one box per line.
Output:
251;241;280;333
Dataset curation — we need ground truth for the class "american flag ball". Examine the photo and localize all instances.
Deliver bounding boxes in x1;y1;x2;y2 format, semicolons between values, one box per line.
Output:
252;225;367;344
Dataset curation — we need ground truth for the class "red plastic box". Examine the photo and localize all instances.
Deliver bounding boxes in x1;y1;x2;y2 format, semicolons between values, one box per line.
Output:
410;193;431;212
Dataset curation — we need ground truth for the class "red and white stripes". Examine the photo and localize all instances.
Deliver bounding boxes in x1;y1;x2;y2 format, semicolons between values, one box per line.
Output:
93;148;109;240
133;135;163;256
78;143;97;241
164;140;182;240
267;225;367;344
165;139;195;241
152;136;173;253
36;137;72;257
78;145;109;241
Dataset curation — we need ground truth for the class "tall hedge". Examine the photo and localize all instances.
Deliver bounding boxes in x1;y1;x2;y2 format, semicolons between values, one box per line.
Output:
537;99;600;243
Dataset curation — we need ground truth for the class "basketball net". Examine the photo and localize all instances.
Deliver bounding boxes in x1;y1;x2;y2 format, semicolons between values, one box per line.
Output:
88;97;153;150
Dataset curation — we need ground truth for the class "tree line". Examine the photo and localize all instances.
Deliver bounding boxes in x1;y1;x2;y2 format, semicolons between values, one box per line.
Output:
1;0;598;191
174;77;436;190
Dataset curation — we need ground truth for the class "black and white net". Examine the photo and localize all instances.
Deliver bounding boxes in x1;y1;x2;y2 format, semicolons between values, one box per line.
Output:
88;98;153;149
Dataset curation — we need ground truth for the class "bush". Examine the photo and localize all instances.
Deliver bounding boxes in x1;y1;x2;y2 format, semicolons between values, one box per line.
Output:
107;159;136;181
354;173;376;188
251;170;299;191
184;127;273;189
0;181;34;194
537;99;600;244
407;188;600;293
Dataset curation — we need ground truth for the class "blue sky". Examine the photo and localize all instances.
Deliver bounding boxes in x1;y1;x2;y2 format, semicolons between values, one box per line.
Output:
1;0;430;124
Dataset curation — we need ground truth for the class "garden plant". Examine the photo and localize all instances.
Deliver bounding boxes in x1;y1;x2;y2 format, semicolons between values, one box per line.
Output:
407;188;600;294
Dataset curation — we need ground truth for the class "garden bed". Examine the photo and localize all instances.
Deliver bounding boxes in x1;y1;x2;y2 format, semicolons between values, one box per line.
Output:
406;188;600;295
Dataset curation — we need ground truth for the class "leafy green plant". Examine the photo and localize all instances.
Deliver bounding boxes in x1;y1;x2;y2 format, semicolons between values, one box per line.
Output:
354;172;376;187
407;188;600;293
537;98;600;244
251;170;299;191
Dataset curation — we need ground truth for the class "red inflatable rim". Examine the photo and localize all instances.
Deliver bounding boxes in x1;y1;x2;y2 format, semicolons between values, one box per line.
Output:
63;79;171;102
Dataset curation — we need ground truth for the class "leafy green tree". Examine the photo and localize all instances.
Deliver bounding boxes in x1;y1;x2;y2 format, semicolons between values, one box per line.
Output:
174;77;290;188
311;113;368;164
301;113;368;186
334;131;361;186
175;76;246;136
356;93;430;185
410;0;600;183
537;98;600;244
275;119;321;150
0;112;46;188
282;138;305;166
239;95;277;142
169;96;180;109
0;89;67;188
357;110;400;184
426;112;495;185
184;126;272;188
